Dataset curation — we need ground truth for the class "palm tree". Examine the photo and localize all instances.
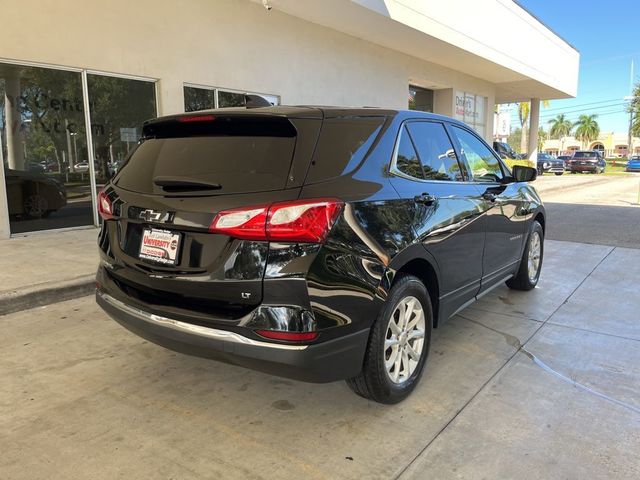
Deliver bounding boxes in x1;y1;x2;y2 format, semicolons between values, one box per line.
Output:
548;114;573;139
517;102;530;154
574;114;600;149
548;113;574;154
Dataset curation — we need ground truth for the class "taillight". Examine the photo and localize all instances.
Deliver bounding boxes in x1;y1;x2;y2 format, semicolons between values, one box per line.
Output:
98;189;114;220
255;330;318;342
209;198;343;243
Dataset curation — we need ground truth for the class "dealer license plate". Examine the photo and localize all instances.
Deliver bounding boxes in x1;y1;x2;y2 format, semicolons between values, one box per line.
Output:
139;228;181;265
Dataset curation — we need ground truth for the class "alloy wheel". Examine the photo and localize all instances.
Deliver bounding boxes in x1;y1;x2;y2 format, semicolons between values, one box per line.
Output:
528;231;542;283
384;295;426;384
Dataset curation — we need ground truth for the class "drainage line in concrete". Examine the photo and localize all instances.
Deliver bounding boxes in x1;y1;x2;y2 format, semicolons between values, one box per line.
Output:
459;314;640;416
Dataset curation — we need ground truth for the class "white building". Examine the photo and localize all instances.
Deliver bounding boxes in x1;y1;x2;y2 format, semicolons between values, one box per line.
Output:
0;0;579;238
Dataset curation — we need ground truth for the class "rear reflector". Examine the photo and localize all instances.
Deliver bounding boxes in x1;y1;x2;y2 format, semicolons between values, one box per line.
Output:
98;189;114;220
209;198;343;243
178;114;216;123
255;330;318;342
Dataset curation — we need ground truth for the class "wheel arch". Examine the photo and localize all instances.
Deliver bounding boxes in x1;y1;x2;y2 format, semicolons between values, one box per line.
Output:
386;247;441;328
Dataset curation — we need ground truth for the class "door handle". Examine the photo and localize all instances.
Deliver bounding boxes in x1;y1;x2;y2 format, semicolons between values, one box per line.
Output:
414;193;436;205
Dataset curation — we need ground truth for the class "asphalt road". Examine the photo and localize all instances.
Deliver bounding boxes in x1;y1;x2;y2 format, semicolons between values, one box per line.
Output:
535;174;640;248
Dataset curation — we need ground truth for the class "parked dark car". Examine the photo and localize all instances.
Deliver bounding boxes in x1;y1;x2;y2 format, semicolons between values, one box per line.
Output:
626;155;640;172
5;169;67;218
557;155;572;169
537;153;564;175
567;150;606;174
95;106;544;403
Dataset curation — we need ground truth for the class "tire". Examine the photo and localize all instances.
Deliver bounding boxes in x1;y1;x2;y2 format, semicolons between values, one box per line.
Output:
23;194;49;218
554;172;563;176
346;274;432;404
506;221;544;291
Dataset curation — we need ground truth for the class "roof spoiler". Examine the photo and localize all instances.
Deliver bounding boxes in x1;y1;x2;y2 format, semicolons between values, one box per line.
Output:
245;94;273;109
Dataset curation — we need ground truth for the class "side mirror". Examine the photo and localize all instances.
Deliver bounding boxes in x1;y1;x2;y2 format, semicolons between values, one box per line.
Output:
512;165;537;182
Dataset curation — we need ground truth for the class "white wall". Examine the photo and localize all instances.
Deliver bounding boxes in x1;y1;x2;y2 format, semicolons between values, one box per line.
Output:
0;0;496;117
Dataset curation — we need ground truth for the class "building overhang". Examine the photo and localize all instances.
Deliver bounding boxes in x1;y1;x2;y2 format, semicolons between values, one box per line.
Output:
254;0;579;102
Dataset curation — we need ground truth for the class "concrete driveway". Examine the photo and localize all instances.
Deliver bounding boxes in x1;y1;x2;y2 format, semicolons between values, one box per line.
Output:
2;239;639;479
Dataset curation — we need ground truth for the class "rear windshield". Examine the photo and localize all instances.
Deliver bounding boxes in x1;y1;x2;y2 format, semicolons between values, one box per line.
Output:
573;151;596;158
114;117;296;195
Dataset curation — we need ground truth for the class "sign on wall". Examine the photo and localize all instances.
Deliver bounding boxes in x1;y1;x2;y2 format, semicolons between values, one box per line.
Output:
455;91;487;137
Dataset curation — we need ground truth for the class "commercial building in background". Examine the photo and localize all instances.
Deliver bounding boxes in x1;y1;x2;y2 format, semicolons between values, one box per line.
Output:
0;0;579;239
543;133;640;157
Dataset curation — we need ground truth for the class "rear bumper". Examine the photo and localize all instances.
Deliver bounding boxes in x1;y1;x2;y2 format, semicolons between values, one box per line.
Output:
96;289;369;383
569;164;598;172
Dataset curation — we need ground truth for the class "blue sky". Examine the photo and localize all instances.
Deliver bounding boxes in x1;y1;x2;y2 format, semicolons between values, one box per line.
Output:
515;0;640;133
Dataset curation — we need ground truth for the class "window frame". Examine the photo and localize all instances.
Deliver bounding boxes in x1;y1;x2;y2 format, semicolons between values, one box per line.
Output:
389;119;469;183
448;123;511;184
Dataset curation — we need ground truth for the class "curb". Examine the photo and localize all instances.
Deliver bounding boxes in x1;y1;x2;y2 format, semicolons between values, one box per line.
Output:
0;274;96;316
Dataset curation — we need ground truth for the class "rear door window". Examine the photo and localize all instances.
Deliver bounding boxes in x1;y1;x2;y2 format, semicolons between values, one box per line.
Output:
406;122;463;181
114;117;296;195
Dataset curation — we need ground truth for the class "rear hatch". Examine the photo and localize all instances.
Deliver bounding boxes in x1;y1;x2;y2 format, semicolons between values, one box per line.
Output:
572;151;598;165
100;110;321;323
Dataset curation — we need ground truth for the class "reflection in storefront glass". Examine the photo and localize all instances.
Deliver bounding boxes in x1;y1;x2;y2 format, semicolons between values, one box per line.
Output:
0;63;93;233
184;86;215;112
218;90;246;108
87;74;157;186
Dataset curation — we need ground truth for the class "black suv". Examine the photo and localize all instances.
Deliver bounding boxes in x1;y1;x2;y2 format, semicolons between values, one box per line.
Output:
536;153;565;175
96;106;544;403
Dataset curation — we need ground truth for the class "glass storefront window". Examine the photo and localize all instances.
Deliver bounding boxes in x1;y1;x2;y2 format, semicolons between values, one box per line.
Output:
218;90;246;108
408;85;434;112
1;63;92;233
184;84;279;111
184;85;215;112
454;91;487;138
87;74;157;186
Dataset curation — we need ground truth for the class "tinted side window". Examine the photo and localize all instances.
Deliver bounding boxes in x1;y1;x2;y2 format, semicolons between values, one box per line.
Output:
306;117;385;183
395;126;424;179
406;122;462;181
452;126;504;182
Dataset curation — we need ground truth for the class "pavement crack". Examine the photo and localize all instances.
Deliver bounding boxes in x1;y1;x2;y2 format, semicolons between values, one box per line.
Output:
458;314;640;416
517;348;640;415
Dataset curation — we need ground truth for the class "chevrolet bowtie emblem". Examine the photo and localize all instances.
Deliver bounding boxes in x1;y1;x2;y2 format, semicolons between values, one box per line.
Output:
139;209;171;222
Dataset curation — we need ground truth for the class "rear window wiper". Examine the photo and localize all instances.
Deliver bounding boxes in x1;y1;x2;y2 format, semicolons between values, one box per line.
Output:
153;176;222;192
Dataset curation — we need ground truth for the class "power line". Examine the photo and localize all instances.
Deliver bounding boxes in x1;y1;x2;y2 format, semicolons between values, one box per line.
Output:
539;102;627;119
509;105;628;127
540;98;623;113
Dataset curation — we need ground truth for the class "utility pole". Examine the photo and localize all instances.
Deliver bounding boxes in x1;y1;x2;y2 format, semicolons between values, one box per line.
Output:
627;60;635;159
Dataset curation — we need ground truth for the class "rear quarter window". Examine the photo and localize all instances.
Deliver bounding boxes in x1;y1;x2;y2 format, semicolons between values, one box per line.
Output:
305;117;386;184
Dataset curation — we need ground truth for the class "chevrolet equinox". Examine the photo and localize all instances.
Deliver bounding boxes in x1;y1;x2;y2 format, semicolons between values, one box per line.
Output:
96;106;544;404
